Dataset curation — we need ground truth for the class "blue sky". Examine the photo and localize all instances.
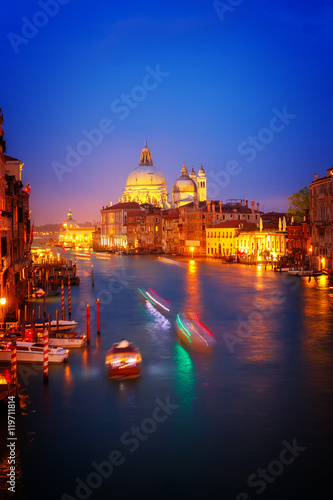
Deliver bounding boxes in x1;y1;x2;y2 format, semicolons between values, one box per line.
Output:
1;0;332;224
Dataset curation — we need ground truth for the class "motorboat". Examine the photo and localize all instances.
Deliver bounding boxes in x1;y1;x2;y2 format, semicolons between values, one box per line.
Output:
175;312;216;351
24;329;86;348
138;287;172;315
48;332;86;348
0;341;69;363
274;267;290;272
105;339;142;378
25;320;78;331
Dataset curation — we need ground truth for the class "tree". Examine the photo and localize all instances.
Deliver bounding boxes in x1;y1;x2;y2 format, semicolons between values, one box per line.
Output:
287;187;309;223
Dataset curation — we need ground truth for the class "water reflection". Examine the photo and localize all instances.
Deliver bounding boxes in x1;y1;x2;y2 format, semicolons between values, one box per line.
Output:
183;260;202;315
174;344;195;421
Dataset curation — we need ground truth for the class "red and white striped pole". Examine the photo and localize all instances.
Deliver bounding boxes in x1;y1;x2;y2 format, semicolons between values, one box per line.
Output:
43;328;49;383
10;341;17;387
61;281;65;320
86;304;90;345
68;277;71;320
96;298;100;335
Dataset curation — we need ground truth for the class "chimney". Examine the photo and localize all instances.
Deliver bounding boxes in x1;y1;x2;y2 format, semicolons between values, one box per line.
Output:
207;200;212;212
212;202;215;213
314;173;318;181
218;201;222;212
246;200;248;208
257;202;259;211
250;201;255;213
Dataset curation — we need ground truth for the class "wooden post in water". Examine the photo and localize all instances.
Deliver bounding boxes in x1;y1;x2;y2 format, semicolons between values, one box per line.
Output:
61;281;65;320
28;279;31;298
91;265;94;287
68;277;71;320
86;304;90;345
24;304;27;339
43;294;46;330
38;305;41;320
17;309;21;334
56;309;59;332
96;298;100;335
43;327;49;383
10;341;17;389
32;310;36;342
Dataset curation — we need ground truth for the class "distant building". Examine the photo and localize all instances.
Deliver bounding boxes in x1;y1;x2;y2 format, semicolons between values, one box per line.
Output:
309;169;333;270
59;210;95;248
172;163;207;207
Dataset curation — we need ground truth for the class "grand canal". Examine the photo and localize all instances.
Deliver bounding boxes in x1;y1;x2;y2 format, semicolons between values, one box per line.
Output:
1;251;333;499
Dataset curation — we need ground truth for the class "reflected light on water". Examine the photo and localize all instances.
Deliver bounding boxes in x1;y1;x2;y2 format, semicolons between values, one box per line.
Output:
174;344;195;420
183;259;202;314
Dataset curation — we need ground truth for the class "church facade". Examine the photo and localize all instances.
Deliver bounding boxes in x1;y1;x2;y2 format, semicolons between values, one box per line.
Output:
120;141;207;208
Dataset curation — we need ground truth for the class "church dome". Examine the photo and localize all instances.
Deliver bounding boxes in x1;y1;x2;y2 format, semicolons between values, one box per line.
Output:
172;162;197;195
125;141;167;188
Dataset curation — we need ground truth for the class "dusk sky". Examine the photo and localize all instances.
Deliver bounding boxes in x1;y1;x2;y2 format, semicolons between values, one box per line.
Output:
1;0;332;225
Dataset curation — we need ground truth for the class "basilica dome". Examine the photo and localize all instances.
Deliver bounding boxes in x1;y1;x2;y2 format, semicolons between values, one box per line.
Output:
172;163;198;206
120;141;169;208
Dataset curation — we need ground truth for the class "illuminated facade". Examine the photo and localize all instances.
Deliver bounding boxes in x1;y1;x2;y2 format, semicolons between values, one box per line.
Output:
120;142;169;208
59;210;95;247
309;169;333;270
0;109;32;320
172;163;207;207
206;219;287;259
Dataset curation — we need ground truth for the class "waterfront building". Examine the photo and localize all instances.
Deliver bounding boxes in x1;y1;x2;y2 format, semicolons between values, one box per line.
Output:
287;221;311;263
100;201;142;250
0;109;32;322
206;218;287;259
309;169;333;270
178;200;223;256
161;208;179;253
136;206;163;253
59;210;96;248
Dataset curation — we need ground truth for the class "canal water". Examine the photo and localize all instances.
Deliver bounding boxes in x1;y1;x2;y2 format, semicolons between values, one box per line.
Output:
1;252;333;499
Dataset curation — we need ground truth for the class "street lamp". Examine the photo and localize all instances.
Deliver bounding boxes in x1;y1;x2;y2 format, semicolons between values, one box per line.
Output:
190;247;194;259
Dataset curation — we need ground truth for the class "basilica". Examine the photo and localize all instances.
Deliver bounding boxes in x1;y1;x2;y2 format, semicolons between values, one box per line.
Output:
119;141;207;207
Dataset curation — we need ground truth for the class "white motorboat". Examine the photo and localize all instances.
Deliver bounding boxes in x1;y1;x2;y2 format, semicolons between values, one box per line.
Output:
138;287;172;315
175;312;216;352
0;341;69;363
45;331;86;348
25;320;78;331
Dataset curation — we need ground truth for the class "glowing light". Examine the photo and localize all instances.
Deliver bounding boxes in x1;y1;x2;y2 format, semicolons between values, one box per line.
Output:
146;292;170;312
149;287;171;305
0;298;6;305
176;314;192;343
194;314;214;337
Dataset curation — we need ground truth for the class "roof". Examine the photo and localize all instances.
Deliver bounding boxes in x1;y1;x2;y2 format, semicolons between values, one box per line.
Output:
211;221;258;229
101;202;141;211
4;154;21;162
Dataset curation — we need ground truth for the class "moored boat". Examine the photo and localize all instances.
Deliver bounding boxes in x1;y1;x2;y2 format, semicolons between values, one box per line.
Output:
105;339;142;378
175;312;216;351
25;320;78;331
31;288;45;298
138;287;172;315
288;269;323;276
24;329;86;348
0;341;69;363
